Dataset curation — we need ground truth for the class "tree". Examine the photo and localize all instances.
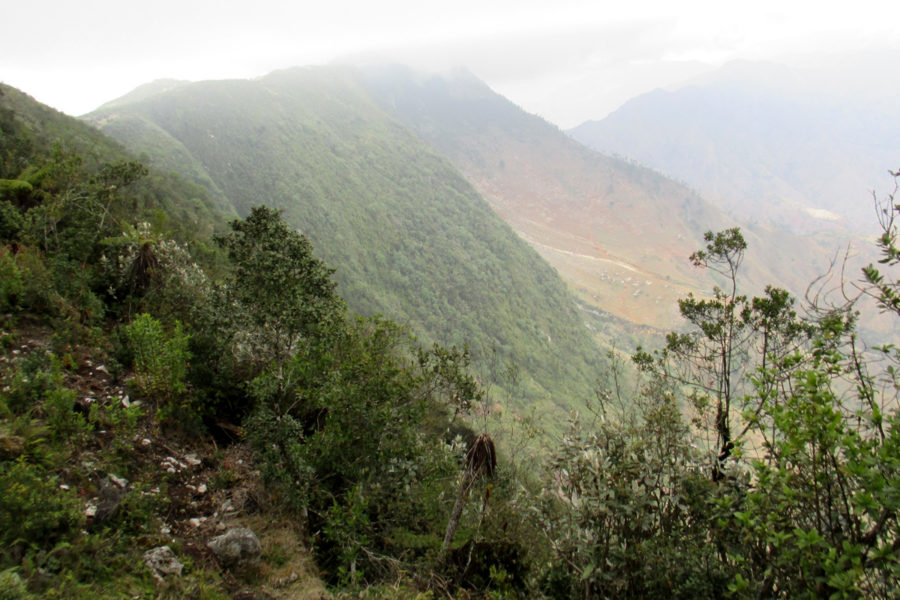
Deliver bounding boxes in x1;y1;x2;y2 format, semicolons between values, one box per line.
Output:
215;205;344;381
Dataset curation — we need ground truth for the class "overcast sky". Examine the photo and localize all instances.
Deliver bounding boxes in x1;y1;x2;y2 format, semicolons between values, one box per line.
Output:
2;0;899;128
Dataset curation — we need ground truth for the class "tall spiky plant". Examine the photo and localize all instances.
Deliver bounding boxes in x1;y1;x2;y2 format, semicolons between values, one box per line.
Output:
439;433;496;563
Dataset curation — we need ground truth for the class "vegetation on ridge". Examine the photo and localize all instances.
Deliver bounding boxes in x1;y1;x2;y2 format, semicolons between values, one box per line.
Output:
1;80;898;599
85;68;604;422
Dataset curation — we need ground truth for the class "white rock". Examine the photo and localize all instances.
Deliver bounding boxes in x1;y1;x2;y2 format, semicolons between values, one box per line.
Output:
143;546;183;581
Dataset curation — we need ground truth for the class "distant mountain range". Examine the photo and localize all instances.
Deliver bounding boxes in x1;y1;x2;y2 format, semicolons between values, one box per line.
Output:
568;59;900;236
355;65;872;337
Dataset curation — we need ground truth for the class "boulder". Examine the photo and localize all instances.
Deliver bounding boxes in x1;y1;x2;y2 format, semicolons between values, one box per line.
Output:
143;545;183;581
207;527;261;568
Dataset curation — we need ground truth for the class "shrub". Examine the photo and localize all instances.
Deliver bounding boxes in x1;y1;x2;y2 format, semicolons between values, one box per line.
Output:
0;568;26;600
0;249;23;312
123;313;191;414
0;459;83;553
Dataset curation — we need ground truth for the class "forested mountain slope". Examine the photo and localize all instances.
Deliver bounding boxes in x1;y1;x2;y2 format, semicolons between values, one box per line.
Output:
359;65;853;336
84;67;602;419
1;83;234;238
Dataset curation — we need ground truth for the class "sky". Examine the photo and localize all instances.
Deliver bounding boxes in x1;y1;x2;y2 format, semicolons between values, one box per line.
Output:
2;0;899;128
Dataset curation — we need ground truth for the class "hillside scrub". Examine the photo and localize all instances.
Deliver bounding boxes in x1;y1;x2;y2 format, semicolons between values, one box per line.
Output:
0;104;537;595
2;82;898;598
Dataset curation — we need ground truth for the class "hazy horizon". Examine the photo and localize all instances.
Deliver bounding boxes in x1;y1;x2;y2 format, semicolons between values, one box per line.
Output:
3;0;899;128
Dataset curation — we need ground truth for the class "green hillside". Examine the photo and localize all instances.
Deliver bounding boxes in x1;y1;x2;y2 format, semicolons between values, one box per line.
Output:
2;75;898;600
358;66;880;341
1;84;234;241
85;67;603;420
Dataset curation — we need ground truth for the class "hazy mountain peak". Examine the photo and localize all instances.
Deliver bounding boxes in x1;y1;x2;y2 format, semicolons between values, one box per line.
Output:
97;79;190;112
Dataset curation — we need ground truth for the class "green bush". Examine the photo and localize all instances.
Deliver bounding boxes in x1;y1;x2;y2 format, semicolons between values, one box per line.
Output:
0;459;83;553
2;350;65;415
123;313;191;415
0;568;26;600
0;249;23;312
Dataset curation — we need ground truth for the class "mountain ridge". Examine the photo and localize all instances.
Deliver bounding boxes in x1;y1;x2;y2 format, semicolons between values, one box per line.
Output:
84;67;604;422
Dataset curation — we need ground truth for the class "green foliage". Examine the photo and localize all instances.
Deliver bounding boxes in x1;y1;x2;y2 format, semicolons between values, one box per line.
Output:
123;314;191;415
215;205;344;376
0;568;26;600
538;395;728;599
617;227;900;598
0;249;23;312
864;169;900;315
0;200;24;241
87;69;603;423
0;459;83;553
245;317;459;583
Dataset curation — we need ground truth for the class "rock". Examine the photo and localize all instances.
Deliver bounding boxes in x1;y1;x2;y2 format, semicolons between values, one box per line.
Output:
143;545;183;581
207;527;261;568
188;517;207;528
93;476;127;524
197;483;208;495
217;499;237;517
184;453;202;467
275;572;299;587
108;473;128;489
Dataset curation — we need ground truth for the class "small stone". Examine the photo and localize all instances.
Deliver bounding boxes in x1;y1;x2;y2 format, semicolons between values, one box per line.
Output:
197;483;208;495
189;517;206;528
275;572;299;587
166;466;177;474
143;546;183;581
59;483;70;491
121;396;131;408
218;499;236;516
184;453;202;467
109;473;128;489
160;525;171;535
141;438;152;447
84;501;98;517
95;364;109;375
